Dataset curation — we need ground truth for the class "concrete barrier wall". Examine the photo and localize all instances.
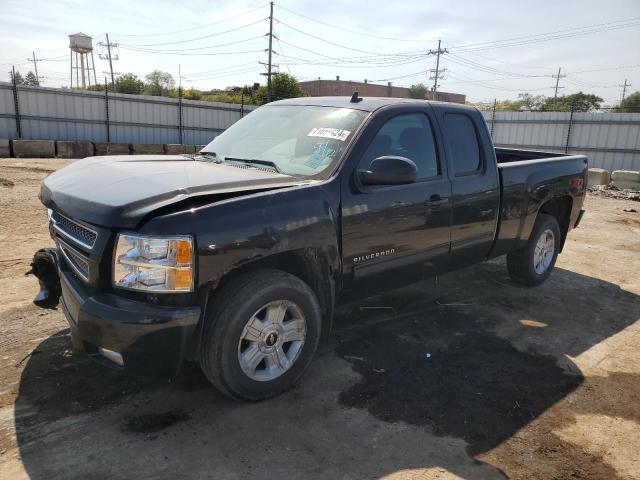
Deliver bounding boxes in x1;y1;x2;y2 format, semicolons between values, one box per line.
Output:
94;143;131;156
0;139;209;158
12;139;56;158
0;139;9;157
56;141;94;159
588;168;611;186
611;170;640;190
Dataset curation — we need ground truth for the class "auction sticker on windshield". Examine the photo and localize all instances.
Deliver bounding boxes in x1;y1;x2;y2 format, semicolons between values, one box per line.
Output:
307;128;351;141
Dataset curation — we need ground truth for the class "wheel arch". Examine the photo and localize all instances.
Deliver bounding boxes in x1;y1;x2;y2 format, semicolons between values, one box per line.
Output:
538;195;573;251
190;248;336;359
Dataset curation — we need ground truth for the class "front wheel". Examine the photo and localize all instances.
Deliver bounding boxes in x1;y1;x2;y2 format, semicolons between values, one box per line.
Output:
507;213;561;286
199;270;321;401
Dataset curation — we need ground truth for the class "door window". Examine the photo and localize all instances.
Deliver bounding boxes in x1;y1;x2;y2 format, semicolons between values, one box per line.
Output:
444;113;482;176
362;113;439;179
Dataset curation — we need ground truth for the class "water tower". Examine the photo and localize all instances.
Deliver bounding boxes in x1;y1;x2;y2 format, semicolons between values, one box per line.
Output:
69;32;97;88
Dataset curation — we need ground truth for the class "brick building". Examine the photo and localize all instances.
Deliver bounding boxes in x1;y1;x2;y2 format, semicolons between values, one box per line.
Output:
299;78;466;104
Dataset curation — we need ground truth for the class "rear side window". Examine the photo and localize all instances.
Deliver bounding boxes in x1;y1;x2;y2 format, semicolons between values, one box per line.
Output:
361;113;439;179
444;113;482;176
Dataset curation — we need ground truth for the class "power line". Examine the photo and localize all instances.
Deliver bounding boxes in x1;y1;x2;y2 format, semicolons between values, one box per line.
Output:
447;71;550;92
568;63;640;74
274;35;292;74
454;50;550;70
447;53;525;77
275;19;425;57
185;67;262;82
111;3;269;37
184;61;259;78
450;17;640;52
117;48;265;57
119;18;268;47
276;4;437;43
118;35;265;53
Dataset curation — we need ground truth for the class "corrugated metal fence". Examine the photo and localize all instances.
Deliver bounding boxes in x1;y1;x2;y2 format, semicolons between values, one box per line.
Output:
1;82;638;171
0;82;255;146
482;110;640;171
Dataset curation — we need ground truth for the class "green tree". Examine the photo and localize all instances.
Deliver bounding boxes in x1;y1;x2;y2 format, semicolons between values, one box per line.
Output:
183;88;203;100
255;73;305;105
169;87;204;100
144;70;175;96
616;91;640;112
24;71;39;86
409;83;428;99
544;92;603;112
10;70;24;85
114;73;144;94
518;93;546;111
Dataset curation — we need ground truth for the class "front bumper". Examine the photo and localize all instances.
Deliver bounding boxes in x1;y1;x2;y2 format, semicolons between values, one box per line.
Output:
59;262;201;377
574;209;586;228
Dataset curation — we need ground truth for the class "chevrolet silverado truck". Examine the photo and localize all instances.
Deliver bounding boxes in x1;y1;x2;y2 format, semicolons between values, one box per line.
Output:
34;95;587;400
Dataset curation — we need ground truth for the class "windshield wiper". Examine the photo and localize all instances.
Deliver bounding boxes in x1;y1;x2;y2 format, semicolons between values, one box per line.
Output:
195;151;221;162
223;157;282;173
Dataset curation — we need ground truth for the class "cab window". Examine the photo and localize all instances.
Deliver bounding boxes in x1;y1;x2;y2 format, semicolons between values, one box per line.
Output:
361;113;439;179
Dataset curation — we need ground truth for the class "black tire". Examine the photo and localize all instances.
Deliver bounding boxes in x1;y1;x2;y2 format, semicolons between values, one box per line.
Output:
199;269;322;401
507;213;561;286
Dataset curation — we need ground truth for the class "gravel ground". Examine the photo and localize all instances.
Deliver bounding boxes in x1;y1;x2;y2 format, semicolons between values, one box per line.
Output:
0;158;639;479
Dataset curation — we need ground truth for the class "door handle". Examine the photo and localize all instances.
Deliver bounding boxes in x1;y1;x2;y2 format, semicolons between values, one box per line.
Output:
424;195;448;208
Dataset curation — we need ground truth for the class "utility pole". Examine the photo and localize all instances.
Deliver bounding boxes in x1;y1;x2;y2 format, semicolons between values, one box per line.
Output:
267;1;274;102
106;34;115;86
428;40;448;98
98;34;118;87
29;51;40;86
620;78;631;102
178;64;183;145
552;67;566;99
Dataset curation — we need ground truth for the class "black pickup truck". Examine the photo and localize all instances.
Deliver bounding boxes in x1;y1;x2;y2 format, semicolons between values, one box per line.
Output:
36;96;587;400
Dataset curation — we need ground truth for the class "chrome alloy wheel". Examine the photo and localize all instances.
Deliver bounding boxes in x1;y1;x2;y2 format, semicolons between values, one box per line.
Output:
533;229;555;274
237;300;307;382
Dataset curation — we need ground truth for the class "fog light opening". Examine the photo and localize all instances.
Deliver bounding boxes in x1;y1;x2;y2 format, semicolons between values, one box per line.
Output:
98;347;124;367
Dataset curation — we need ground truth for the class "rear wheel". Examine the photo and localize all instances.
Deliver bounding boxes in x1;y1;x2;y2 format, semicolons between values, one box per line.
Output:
507;213;561;286
199;269;321;400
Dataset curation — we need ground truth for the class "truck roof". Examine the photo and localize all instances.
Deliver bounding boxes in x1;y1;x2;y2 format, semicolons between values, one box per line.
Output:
271;96;475;113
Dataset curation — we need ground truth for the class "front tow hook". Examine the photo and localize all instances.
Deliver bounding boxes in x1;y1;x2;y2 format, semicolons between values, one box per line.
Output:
26;247;61;309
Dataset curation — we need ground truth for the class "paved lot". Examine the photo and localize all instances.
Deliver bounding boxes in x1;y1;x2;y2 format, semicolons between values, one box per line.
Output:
1;158;639;479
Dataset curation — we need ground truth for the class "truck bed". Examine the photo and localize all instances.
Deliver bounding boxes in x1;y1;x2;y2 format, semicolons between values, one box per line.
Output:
495;147;569;164
490;148;588;258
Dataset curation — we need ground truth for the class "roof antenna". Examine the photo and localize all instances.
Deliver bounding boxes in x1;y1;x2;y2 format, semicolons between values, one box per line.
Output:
350;91;362;103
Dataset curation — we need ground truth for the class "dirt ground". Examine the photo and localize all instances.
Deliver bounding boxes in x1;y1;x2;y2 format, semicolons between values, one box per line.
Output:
0;158;639;480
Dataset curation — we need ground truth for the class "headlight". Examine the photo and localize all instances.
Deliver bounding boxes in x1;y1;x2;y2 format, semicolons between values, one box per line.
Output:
113;234;194;292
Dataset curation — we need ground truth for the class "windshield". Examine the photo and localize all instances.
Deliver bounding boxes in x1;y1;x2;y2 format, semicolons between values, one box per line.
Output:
199;105;368;177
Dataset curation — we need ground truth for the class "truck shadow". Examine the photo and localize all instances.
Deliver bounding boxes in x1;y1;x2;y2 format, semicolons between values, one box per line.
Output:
12;261;640;479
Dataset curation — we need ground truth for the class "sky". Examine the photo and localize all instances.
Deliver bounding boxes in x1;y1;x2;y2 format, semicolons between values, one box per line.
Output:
1;0;639;105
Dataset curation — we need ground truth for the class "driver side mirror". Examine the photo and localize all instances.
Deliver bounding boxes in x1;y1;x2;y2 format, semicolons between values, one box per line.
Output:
357;156;418;186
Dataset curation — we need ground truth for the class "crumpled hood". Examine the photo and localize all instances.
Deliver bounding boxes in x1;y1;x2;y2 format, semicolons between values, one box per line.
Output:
40;155;308;228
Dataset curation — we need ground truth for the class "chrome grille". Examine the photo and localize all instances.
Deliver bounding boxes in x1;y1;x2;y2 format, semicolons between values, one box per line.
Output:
51;211;97;249
58;240;90;281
